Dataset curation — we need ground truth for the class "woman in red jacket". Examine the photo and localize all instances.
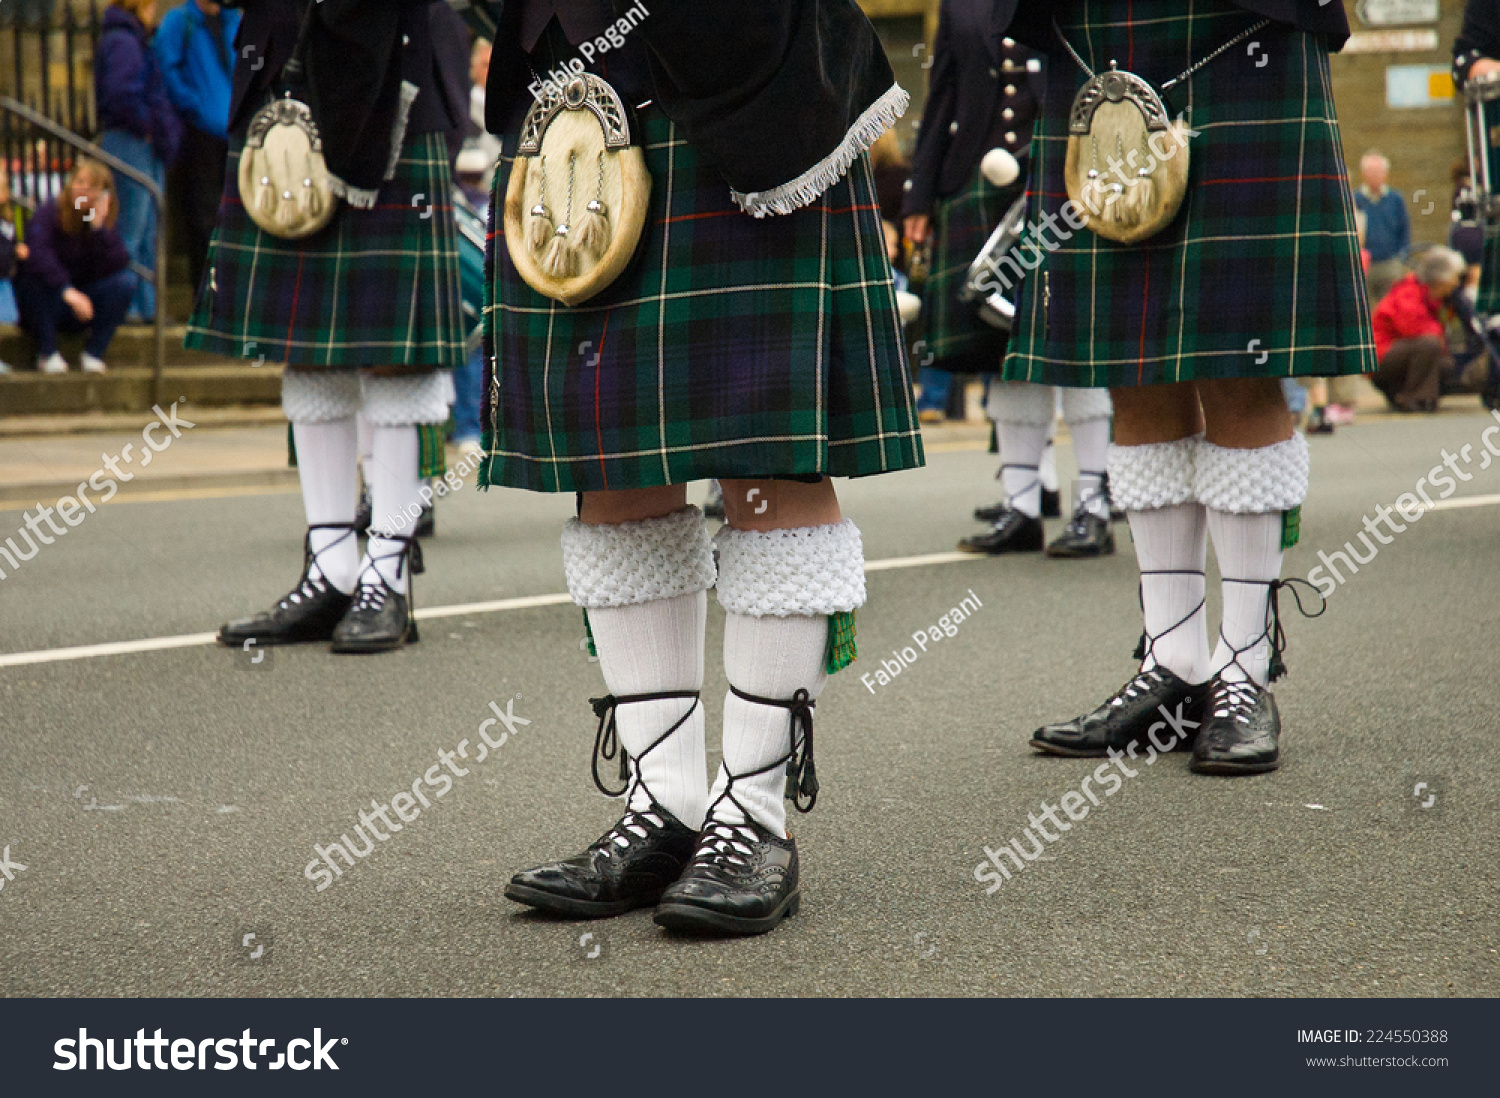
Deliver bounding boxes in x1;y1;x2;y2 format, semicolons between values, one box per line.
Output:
1371;247;1467;412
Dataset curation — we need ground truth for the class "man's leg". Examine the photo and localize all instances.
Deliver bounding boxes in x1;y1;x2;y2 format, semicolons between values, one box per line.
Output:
1046;386;1116;558
1192;377;1308;775
331;371;454;652
655;477;861;935
218;369;361;647
1031;382;1209;757
507;486;714;918
959;381;1049;554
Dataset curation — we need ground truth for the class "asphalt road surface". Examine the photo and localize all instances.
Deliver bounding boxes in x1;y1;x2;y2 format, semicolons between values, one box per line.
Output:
1;411;1497;997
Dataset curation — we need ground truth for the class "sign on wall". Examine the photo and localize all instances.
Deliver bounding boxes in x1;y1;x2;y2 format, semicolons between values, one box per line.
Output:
1385;63;1455;108
1357;0;1440;26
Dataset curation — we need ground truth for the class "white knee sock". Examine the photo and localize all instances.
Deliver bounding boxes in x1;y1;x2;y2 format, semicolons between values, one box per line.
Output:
560;507;717;833
292;418;360;593
1109;436;1208;684
1206;511;1283;685
362;424;423;594
709;611;828;839
586;591;708;831
1128;503;1211;684
355;412;374;493
1196;435;1310;686
1038;432;1059;492
1068;417;1112;518
997;422;1050;518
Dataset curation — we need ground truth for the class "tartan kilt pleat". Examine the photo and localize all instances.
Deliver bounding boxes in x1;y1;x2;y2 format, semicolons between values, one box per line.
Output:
184;132;465;370
1479;227;1500;313
1003;0;1376;388
922;166;1019;373
479;110;925;494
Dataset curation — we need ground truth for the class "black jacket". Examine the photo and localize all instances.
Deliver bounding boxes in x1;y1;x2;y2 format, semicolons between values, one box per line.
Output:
222;0;463;190
1000;0;1351;55
902;0;1044;218
1456;0;1500;88
487;0;907;217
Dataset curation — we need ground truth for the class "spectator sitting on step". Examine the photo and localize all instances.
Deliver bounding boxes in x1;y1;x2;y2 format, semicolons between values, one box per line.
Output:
14;158;136;375
0;160;28;374
1371;246;1468;413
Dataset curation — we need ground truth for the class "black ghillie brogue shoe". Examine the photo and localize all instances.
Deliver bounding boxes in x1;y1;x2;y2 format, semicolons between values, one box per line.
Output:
654;818;800;935
330;534;424;653
507;690;704;917
1191;676;1281;775
977;486;1060;523
1030;665;1205;757
505;803;700;918
655;685;816;936
1045;506;1115;558
957;508;1045;554
218;524;356;647
1188;577;1324;775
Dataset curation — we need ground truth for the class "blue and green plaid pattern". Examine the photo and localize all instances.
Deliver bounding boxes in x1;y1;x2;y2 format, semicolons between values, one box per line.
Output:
1003;0;1375;388
185;133;465;370
480;110;924;493
923;166;1017;372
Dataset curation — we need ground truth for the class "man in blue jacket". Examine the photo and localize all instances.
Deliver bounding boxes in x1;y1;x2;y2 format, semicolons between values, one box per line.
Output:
154;0;240;299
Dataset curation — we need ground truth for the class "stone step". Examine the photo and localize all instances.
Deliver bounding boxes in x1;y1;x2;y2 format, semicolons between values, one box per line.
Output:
0;322;242;372
0;364;281;415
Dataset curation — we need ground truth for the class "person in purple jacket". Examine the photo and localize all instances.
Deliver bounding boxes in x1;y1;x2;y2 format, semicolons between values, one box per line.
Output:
94;0;180;321
14;159;136;374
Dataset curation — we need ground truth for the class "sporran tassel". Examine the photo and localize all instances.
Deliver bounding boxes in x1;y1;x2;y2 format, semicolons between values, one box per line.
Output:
541;225;579;278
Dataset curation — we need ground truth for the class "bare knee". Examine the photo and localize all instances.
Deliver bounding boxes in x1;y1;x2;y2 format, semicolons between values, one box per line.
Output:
578;485;687;525
1198;378;1293;448
1109;383;1202;445
721;477;841;531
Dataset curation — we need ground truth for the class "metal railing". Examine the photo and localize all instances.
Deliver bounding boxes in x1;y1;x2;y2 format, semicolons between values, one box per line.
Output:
2;94;166;399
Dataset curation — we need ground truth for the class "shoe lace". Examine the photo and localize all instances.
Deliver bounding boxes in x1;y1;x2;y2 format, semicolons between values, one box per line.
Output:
1131;569;1207;667
689;820;762;870
1217;576;1327;684
349;532;420;614
1207;677;1261;725
278;524;355;609
594;807;667;851
589;691;702;815
1107;666;1168;708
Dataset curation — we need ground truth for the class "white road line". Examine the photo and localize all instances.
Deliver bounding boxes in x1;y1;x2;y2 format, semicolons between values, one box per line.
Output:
1424;492;1500;512
0;552;987;670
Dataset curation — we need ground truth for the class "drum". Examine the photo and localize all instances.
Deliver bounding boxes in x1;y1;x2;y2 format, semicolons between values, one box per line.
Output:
1464;71;1500;220
961;194;1029;330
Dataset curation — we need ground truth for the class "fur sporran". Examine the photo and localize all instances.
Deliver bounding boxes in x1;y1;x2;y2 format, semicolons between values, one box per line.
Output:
238;96;338;241
1063;65;1189;245
504;74;651;307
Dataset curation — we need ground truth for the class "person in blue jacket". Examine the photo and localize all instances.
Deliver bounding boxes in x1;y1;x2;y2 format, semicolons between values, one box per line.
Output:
94;0;181;322
154;0;240;301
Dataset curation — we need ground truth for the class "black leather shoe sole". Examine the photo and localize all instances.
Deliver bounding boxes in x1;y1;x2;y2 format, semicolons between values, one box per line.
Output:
217;627;331;647
330;619;419;654
1189;755;1280;776
504;880;660;918
1046;531;1116;558
1028;736;1110;758
653;889;800;936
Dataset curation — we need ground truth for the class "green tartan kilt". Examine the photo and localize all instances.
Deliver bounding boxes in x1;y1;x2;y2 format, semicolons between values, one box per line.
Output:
1003;0;1376;388
1479;227;1500;314
922;166;1019;373
184;132;465;371
480;109;925;493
